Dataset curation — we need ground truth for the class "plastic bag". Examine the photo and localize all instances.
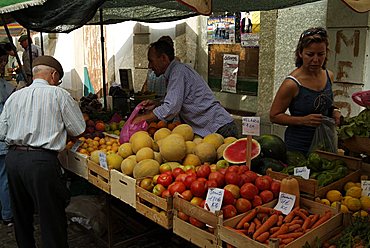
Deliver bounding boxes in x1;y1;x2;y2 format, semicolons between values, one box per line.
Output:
309;116;337;153
119;102;148;144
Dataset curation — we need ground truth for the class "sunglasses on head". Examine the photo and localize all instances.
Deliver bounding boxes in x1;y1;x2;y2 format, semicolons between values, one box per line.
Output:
300;28;327;39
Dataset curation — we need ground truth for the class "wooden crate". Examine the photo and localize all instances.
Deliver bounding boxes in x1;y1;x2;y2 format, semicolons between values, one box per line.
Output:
173;193;221;248
110;169;136;208
266;151;362;199
343;136;370;155
219;198;343;248
66;150;89;179
87;159;110;194
136;185;173;229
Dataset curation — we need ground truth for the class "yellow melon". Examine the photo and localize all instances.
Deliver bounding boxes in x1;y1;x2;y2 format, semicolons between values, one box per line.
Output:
346;186;362;199
120;158;137;176
360;196;370;210
90;150;106;164
344;181;356;191
224;136;237;145
130;132;153;153
172;124;194;141
193;142;217;163
106;153;123;170
152;141;159;152
347;198;362;212
154;128;172;142
117;143;133;159
185;141;196;154
154;152;163;164
217;144;227;160
326;190;342;203
159;134;186;162
183;154;201;167
193;137;203;145
133;159;160;179
203;133;224;149
136;147;154;162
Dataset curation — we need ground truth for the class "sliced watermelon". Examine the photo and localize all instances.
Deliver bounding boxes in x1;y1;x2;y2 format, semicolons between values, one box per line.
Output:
223;138;261;164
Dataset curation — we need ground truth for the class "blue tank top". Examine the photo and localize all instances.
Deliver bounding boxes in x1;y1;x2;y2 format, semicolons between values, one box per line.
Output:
284;70;333;155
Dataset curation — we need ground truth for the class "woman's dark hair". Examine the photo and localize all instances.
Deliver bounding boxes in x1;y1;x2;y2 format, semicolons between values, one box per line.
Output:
3;43;16;52
295;27;329;69
149;40;175;61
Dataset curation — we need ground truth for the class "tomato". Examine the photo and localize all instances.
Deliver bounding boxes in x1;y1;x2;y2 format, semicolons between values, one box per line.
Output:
152;184;166;196
259;190;274;203
240;183;258;200
218;168;227;175
224;172;241;186
177;211;189;222
252;195;263;207
140;178;154;191
208;171;225;188
189;217;205;229
181;190;193;201
243;171;258;184
169;181;186;196
190;196;203;206
161;189;171;198
197;177;207;183
237;165;249;174
184;175;197;188
152;174;160;184
200;199;206;208
196;164;211;178
163;170;173;177
157;173;173;187
159;163;172;174
255;176;271;191
222;204;237;219
222;189;235;206
224;184;240;199
226;165;240;174
235;198;252;213
190;180;207;198
175;173;187;183
270;180;281;198
205;179;218;189
172;167;185;178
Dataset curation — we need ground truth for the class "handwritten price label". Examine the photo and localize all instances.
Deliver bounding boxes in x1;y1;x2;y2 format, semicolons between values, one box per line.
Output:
242;117;260;136
70;140;83;153
274;192;296;215
205;188;224;213
98;152;108;170
361;180;370;196
294;166;310;180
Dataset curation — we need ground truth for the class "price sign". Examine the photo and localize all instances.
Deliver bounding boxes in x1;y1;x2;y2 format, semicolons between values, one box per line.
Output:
98;152;108;170
361;180;370;196
70;140;83;153
205;188;224;213
294;167;310;180
274;192;296;215
242;117;260;136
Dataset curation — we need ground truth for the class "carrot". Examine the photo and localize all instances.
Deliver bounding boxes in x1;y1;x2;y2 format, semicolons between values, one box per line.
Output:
299;209;309;216
288;224;301;232
257;213;268;221
243;222;250;230
281;237;295;245
270;226;280;234
283;207;299;223
277;215;283;226
255;231;270;243
225;226;248;235
286;219;303;226
309;214;319;228
248;222;256;236
253;217;262;229
277;231;304;239
295;227;303;232
253;214;279;239
293;216;300;220
311;211;332;229
302;217;311;231
256;206;277;214
236;209;257;229
270;224;289;238
294;209;308;220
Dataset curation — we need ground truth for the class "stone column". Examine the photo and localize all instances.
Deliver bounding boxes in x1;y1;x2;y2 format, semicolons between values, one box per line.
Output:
133;23;150;92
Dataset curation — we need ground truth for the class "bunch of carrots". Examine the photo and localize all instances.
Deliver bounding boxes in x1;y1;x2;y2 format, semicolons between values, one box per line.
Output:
225;206;333;247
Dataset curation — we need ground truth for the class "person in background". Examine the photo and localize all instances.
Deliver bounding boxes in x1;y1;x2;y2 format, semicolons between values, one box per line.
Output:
141;36;175;100
270;27;341;155
18;34;41;85
0;46;8;77
0;55;86;248
133;40;238;138
4;43;27;89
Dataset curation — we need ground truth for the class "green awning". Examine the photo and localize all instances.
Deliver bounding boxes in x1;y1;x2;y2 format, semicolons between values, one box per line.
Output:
0;0;46;14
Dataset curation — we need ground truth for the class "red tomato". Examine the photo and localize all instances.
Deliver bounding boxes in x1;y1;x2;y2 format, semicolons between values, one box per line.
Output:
184;175;197;188
163;170;173;177
172;167;185;178
189;217;205;229
196;164;211;178
270;180;281;198
177;211;189;222
197;177;207;183
175;173;188;183
237;165;249;174
226;165;240;174
205;179;218;189
185;169;196;177
157;173;173;187
240;183;259;200
208;171;225;188
190;180;207;198
169;181;186;196
255;176;271;191
243;171;258;184
218;168;227;175
190;196;203;206
222;204;237;219
224;172;241;186
252;195;263;207
222;189;235;206
259;190;274;203
235;198;252;213
181;190;193;201
161;189;171;198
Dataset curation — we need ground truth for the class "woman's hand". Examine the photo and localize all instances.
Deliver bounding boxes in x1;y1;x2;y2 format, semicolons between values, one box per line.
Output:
304;114;323;127
332;109;341;126
141;100;157;112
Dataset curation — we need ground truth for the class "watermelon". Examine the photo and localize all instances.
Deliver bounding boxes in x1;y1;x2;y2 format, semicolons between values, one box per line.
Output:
223;138;261;164
255;134;287;162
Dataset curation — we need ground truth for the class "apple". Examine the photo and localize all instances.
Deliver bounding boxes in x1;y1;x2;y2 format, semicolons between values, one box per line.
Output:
183;165;195;172
159;163;172;174
152;184;166;196
216;159;229;170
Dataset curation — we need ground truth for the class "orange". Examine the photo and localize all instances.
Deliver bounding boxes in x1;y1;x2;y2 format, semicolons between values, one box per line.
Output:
95;122;105;131
157;120;167;129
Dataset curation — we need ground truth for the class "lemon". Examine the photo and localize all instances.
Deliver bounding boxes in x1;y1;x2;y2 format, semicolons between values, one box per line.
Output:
342;196;353;206
346;187;362;199
321;199;331;206
353;210;368;217
344;182;356;191
347;198;362;212
326;190;343;203
360;196;370;210
341;204;350;213
331;201;340;208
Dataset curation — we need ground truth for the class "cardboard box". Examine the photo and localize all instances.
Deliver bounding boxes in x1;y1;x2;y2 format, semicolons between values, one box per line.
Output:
66;150;89;179
267;150;362;199
219;198;343;248
58;149;68;169
136;185;173;229
110;169;136;208
87;159;110;194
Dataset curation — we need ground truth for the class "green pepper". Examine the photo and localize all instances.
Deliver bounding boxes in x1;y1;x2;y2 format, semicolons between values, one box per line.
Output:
317;173;333;187
310;172;319;179
307;152;322;172
322;158;335;170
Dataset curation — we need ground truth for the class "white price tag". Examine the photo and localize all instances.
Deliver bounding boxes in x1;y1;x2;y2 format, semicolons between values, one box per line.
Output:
70;140;83;153
205;188;224;213
361;180;370;196
294;167;310;180
242;117;260;136
98;152;108;170
274;192;296;215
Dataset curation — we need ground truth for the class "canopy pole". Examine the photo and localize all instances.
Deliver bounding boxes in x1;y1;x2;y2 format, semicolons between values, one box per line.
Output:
1;15;27;84
27;29;33;84
99;8;107;111
40;32;44;55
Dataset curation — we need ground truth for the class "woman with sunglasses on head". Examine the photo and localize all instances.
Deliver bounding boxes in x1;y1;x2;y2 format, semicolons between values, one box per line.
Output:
270;27;341;156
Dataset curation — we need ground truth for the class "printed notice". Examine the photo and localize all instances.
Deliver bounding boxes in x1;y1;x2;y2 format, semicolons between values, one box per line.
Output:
274;192;296;215
221;54;239;93
99;152;108;170
71;140;83;153
361;180;370;196
294;167;310;180
205;188;224;213
242;117;260;136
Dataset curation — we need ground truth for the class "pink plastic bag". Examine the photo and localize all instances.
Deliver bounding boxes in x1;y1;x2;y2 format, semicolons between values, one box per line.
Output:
119;103;148;144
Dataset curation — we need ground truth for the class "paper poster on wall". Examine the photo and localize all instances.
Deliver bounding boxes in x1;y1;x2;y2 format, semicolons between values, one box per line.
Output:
221;54;239;93
240;11;260;47
207;16;235;44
